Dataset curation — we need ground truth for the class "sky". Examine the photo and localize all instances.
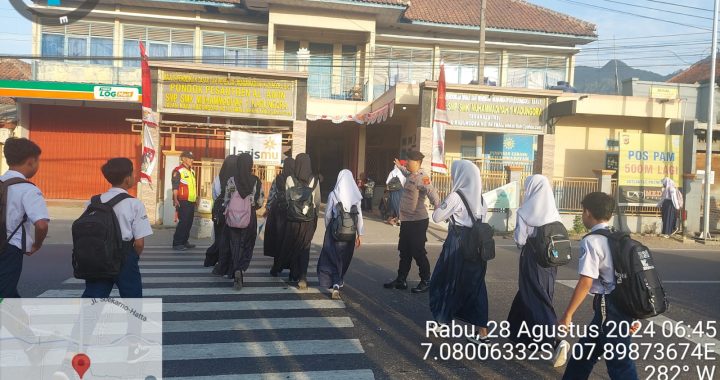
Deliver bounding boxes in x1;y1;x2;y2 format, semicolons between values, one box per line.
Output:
0;0;715;76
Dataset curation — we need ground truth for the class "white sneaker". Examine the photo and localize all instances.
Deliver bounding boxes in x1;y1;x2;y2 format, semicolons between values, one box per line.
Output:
466;334;490;345
552;340;570;367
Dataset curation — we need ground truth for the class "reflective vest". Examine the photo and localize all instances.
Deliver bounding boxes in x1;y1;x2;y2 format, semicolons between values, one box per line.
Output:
175;165;197;202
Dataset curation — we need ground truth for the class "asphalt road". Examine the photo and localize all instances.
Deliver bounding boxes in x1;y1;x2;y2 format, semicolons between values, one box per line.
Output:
11;237;720;380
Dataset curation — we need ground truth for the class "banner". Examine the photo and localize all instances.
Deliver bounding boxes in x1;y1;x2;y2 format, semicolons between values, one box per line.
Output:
483;181;519;209
432;64;449;173
484;134;535;162
139;42;158;184
618;133;682;205
229;131;282;166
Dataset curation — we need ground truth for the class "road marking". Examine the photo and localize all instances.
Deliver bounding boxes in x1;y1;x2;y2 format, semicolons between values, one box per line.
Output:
138;268;316;274
139;260;318;266
63;276;320;284
164;339;364;360
163;300;345;312
163;317;354;332
166;369;375;380
38;286;320;298
555;280;720;347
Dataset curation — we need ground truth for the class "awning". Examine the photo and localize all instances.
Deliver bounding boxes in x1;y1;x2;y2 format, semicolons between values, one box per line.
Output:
306;86;397;125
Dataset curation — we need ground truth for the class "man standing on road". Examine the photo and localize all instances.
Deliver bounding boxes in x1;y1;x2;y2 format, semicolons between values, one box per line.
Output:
384;151;440;293
172;151;197;251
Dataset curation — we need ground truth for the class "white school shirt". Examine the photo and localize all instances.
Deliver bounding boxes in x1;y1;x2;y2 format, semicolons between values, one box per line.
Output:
212;176;221;200
325;191;365;235
578;223;616;294
1;170;49;251
92;188;153;242
432;192;486;227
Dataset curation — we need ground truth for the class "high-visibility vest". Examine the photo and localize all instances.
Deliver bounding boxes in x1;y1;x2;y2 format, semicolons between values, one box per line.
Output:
175;165;197;202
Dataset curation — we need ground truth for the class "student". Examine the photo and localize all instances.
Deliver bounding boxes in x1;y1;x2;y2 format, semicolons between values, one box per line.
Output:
384;151;441;293
507;175;569;367
361;174;375;212
265;157;295;276
0;138;49;298
657;177;682;237
204;155;235;268
215;153;264;290
82;158;153;298
429;160;489;343
385;163;406;226
212;155;238;276
278;153;320;290
172;151;197;251
560;192;638;380
317;169;363;300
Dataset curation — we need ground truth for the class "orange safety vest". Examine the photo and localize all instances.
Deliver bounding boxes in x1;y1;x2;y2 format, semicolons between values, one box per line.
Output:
174;165;197;202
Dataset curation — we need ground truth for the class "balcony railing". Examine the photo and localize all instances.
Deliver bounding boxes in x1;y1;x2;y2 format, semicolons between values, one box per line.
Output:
308;72;368;101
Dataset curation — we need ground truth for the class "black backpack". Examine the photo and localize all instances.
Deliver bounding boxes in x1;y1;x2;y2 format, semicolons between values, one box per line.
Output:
531;221;572;268
455;191;495;262
0;178;31;251
331;200;358;242
72;193;132;280
286;176;317;222
387;176;403;192
588;228;669;319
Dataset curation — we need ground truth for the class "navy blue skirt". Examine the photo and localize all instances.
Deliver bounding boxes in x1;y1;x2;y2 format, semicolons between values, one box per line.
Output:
661;199;677;235
317;229;356;289
389;190;402;218
429;227;489;327
507;243;558;345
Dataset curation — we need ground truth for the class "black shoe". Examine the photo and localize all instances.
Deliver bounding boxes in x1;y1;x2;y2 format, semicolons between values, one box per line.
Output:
173;245;187;251
185;243;196;249
411;280;430;293
383;278;408;290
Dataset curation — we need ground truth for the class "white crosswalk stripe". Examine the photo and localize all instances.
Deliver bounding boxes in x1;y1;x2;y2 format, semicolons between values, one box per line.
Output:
38;244;374;379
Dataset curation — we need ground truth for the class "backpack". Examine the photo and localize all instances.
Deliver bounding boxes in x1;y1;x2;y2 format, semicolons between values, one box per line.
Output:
0;178;32;251
387;176;403;192
224;180;257;229
72;193;131;280
364;180;375;198
286;176;317;222
455;191;495;262
588;228;669;319
331;200;358;242
531;221;572;268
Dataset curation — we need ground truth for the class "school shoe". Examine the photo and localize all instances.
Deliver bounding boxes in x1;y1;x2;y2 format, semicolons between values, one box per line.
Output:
172;245;187;251
298;278;308;290
384;278;408;290
411;280;430;294
331;285;341;300
233;270;243;290
552;340;570;368
185;243;196;249
466;334;490;345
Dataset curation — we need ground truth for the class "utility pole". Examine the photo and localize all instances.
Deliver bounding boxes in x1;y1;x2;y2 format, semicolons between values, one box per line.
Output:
702;0;719;239
477;0;487;85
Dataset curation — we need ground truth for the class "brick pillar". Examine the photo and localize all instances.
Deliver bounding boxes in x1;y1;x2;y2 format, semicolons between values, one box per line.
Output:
538;134;555;177
506;165;524;231
592;169;616;195
138;125;161;224
292;120;307;156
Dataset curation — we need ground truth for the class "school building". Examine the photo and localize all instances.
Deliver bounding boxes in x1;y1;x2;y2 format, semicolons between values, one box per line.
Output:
0;0;688;233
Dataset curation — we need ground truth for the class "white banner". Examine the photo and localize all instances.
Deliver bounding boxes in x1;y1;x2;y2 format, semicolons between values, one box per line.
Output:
229;131;283;165
432;64;449;174
483;181;519;209
140;106;158;184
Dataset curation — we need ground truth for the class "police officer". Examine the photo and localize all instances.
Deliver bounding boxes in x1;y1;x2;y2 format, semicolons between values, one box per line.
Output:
172;151;197;251
384;151;440;293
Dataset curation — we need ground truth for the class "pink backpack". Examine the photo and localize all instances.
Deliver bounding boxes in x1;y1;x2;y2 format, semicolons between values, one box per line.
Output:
224;180;256;228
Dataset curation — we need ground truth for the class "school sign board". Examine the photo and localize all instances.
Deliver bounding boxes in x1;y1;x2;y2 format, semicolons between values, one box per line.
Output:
229;131;283;166
484;134;535;162
617;133;682;206
445;92;546;133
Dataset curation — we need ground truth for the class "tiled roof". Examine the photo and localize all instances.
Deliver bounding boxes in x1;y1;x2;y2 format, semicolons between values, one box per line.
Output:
0;59;31;105
667;56;718;84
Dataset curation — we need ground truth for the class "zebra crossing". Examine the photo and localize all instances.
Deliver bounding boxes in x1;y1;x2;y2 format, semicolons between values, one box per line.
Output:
39;245;376;379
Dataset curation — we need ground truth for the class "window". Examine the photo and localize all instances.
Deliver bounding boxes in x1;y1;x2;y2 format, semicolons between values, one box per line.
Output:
123;25;195;67
284;41;300;71
507;54;567;89
90;37;113;65
373;45;434;99
202;32;267;68
441;50;500;86
341;45;359;98
40;22;114;65
41;34;64;57
123;40;141;67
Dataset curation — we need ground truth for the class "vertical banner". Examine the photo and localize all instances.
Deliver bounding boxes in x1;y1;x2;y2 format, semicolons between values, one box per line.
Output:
617;132;682;205
432;64;449;174
139;42;158;184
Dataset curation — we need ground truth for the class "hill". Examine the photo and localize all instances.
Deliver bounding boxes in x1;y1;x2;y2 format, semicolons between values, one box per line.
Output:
573;60;673;94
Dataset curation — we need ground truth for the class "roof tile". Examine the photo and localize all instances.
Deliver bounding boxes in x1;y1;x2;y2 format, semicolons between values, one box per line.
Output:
667;56;719;85
0;59;31;105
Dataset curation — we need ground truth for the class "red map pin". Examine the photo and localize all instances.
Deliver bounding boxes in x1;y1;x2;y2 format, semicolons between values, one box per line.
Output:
71;353;91;379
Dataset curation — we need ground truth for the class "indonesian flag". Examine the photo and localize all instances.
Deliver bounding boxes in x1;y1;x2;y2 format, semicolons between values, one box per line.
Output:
139;42;158;184
431;64;449;174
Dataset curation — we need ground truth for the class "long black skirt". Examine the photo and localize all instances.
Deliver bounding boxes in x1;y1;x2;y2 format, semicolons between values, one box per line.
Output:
214;209;258;277
204;219;224;267
661;199;678;235
317;229;356;289
278;217;317;281
388;190;402;218
429;227;489;327
507;243;558;345
263;206;288;258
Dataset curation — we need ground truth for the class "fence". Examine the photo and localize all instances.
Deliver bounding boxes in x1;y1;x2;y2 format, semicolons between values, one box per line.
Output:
551;177;598;212
192;161;281;208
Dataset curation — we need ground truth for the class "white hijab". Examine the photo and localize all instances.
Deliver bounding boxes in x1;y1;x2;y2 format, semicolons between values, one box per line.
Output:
451;160;486;218
517;175;560;227
660;177;682;208
333;169;363;212
387;166;407;186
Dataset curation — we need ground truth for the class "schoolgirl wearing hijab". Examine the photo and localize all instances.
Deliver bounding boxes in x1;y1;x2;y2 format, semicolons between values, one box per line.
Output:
507;174;569;367
214;153;264;290
317;169;364;300
657;177;682;237
385;163;406;226
264;157;295;275
278;153;321;290
429;160;489;343
205;155;236;268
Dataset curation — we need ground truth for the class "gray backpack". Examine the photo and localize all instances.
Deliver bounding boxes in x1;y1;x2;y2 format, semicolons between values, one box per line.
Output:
331;200;358;242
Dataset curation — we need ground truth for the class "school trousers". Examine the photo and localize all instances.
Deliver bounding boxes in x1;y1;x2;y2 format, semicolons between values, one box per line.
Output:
82;247;143;298
0;244;24;298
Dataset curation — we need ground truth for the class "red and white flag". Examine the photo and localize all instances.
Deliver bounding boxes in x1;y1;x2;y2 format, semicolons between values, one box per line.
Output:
431;64;449;174
139;42;158;184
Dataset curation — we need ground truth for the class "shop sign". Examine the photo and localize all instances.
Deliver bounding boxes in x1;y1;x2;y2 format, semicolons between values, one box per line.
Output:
93;86;140;102
229;131;283;166
445;92;546;133
650;86;678;100
158;71;296;120
484;134;535;162
618;133;682;206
